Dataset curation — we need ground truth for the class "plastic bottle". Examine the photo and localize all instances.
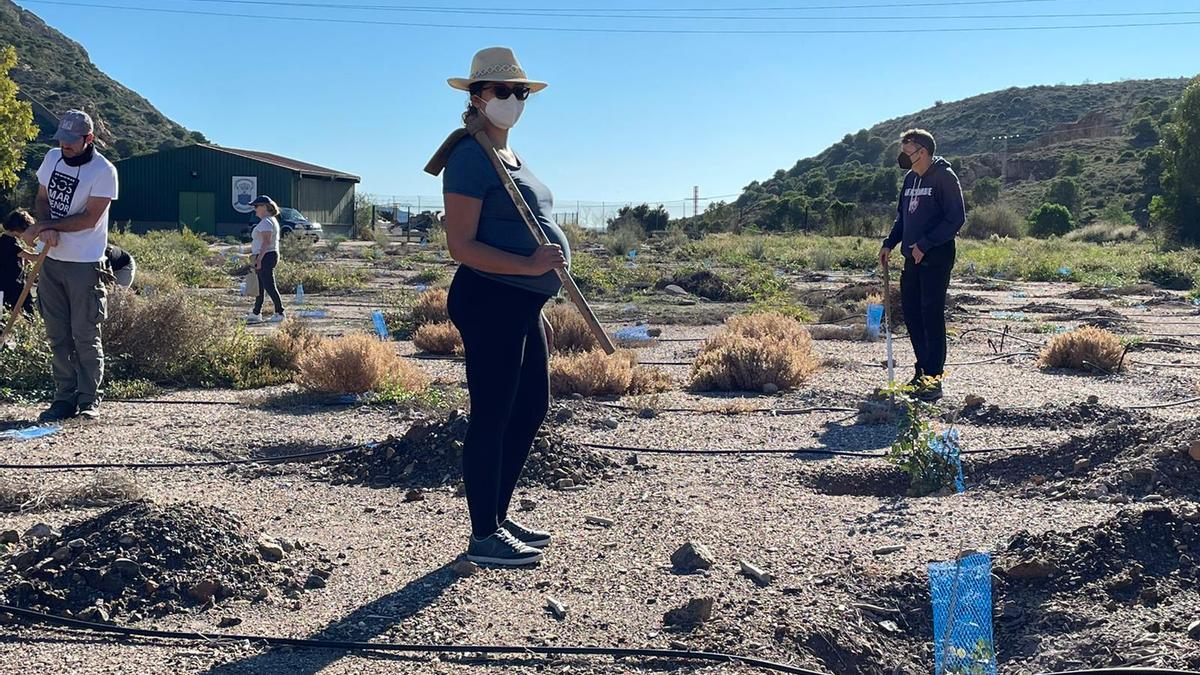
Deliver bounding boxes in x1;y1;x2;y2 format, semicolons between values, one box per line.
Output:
296;283;305;305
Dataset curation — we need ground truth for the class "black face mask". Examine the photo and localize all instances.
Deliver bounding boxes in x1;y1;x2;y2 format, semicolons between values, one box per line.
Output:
897;150;918;170
62;143;95;168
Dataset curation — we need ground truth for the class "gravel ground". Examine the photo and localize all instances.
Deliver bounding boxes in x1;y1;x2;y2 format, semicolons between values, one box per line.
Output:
2;274;1199;675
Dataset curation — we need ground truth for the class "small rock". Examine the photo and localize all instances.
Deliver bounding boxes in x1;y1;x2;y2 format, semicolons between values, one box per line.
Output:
0;530;18;545
77;605;109;623
304;572;327;589
671;541;716;573
188;579;222;603
638;408;657;419
625;454;639;466
554;408;574;423
1005;559;1058;580
1087;394;1100;405
117;533;136;547
24;523;56;540
67;538;86;550
872;545;905;556
545;596;567;620
109;558;141;576
218;616;243;628
556;478;576;490
647;327;663;338
1180;504;1200;523
1189;440;1200;462
585;515;614;528
601;417;619;430
1031;474;1046;486
519;498;539;512
1073;457;1090;473
258;540;285;563
1187;619;1200;640
963;394;985;408
664;284;689;297
739;560;773;586
50;546;74;562
451;560;479;578
762;382;779;395
1141;494;1165;503
404;489;425;503
663;597;714;626
877;620;902;634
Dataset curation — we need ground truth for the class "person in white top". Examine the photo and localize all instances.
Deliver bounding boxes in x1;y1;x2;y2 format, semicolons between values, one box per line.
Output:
244;195;285;323
20;110;119;422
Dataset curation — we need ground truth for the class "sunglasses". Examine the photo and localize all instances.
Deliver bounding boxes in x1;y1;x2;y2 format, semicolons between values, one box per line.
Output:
484;84;531;101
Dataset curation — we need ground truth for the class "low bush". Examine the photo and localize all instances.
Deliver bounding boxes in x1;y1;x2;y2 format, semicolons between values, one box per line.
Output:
1028;203;1074;238
1138;256;1195;290
280;233;315;263
412;288;450;327
1064;222;1143;243
1039;326;1126;373
296;333;430;395
818;305;849;323
0;311;53;402
274;261;370;293
108;228;225;287
690;313;820;391
412;321;463;355
549;350;670;397
808;324;867;341
545;303;598;353
411;268;447;285
260;318;325;372
962;203;1023;239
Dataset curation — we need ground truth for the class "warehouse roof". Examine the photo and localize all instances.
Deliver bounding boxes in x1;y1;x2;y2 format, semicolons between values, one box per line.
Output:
203;145;360;181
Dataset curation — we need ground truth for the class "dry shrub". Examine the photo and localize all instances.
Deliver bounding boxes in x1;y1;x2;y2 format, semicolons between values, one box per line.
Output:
297;333;430;394
1039;326;1127;373
104;286;220;379
545;303;598;353
413;321;463;355
689;312;820;392
0;473;141;513
411;288;449;328
550;350;670;397
808;324;868;341
262;318;325;372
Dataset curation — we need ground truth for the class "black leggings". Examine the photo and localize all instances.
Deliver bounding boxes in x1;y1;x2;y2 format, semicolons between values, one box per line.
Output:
447;266;551;540
253;251;284;315
899;241;956;377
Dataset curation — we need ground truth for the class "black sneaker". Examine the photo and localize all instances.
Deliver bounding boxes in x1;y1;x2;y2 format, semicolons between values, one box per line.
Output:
76;400;100;420
501;518;551;548
915;376;944;402
466;529;544;567
906;368;924;389
38;400;77;423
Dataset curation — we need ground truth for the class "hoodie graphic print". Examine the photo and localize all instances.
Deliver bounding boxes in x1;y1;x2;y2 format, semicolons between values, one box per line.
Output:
883;156;966;257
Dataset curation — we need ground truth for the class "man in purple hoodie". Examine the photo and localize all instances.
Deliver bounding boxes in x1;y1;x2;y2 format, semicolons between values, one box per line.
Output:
878;129;966;401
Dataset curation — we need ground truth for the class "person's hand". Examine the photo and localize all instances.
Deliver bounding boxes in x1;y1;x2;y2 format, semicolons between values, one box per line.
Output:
20;223;42;247
878;246;891;270
37;229;59;248
254;257;262;270
527;244;566;275
911;244;925;265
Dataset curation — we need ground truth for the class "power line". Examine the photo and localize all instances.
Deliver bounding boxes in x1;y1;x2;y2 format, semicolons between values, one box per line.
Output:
169;0;1200;22
20;0;1200;34
176;0;1092;13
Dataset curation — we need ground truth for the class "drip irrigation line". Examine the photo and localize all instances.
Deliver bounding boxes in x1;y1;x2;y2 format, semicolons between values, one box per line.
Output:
0;442;373;471
1129;340;1200;352
580;441;1033;457
953;327;1045;347
1128;359;1200;369
0;604;824;675
108;399;242;406
597;402;858;416
862;352;1036;368
1125;396;1200;411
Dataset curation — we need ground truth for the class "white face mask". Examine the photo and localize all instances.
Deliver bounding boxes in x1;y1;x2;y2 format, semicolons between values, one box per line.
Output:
481;95;525;129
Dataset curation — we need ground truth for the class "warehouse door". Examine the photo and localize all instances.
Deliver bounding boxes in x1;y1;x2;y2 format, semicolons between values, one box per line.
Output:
179;192;216;235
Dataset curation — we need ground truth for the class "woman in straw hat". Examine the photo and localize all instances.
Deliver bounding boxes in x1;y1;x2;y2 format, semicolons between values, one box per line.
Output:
442;47;568;567
244;195;286;323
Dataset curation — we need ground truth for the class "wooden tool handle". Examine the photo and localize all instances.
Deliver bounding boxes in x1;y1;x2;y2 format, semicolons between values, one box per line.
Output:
469;127;616;355
0;245;50;345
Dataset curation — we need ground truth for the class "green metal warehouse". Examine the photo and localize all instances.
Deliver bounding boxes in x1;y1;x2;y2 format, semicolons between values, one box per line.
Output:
110;144;359;236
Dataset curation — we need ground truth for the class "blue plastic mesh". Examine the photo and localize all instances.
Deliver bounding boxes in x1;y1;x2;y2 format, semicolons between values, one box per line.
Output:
0;424;62;441
929;553;996;675
614;325;652;342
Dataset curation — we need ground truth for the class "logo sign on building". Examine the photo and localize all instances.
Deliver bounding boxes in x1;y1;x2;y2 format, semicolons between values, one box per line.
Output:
232;176;258;214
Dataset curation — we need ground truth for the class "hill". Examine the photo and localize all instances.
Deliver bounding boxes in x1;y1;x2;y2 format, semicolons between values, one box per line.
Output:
1;0;205;165
735;78;1190;233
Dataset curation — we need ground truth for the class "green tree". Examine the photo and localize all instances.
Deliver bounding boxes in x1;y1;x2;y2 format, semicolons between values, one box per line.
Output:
1152;77;1200;244
1059;153;1084;176
1043;177;1082;216
1028;203;1073;237
970;177;1002;206
0;46;38;192
1128;116;1160;149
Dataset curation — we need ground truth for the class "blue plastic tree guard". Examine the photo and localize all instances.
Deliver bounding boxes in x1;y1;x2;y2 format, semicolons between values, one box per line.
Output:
866;303;884;339
0;424;62;441
614;325;652;343
929;552;996;675
371;310;390;340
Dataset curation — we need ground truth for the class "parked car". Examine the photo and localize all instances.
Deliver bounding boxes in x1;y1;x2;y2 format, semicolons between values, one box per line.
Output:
243;207;322;243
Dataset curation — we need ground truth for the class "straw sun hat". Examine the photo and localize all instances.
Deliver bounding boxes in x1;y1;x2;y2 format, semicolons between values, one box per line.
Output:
447;47;547;93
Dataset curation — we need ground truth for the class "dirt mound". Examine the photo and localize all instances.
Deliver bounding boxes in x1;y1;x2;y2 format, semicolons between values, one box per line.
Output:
1060;287;1113;300
0;501;323;623
947;293;991;308
799;462;908;497
972;419;1200;502
655;270;743;302
956;401;1144;430
1014;302;1074;314
315;410;621;489
1128;337;1200;353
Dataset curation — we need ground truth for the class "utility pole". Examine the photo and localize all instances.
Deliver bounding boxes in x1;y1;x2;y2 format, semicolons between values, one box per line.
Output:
693;186;700;219
991;134;1021;183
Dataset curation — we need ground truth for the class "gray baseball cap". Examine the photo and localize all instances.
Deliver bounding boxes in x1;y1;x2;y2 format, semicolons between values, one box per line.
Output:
53;109;94;144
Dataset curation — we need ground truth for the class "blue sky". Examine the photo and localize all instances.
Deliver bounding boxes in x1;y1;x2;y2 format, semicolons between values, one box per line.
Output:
15;0;1200;218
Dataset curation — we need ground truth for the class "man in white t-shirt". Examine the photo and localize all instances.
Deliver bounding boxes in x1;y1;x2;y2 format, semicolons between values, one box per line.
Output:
21;110;119;422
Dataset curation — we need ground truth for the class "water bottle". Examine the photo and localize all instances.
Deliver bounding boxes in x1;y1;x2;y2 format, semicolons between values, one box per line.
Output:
295;283;305;305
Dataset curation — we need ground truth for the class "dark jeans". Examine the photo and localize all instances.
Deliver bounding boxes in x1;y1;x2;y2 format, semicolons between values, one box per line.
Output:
900;241;956;377
447;266;551;540
253;251;284;315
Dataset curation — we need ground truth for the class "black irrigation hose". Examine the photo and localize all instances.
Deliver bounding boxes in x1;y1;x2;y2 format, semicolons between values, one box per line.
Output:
0;604;825;675
0;442;373;471
1043;671;1200;675
108;399;241;406
1126;396;1200;410
1129;359;1200;369
580;442;1034;458
953;327;1045;348
598;402;858;416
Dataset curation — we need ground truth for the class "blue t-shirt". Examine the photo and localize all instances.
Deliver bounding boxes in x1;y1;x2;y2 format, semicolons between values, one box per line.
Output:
442;136;570;297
